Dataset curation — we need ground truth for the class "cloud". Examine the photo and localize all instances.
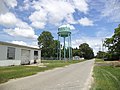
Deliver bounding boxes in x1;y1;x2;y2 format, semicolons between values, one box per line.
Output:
31;0;75;26
88;0;120;22
11;40;27;46
0;12;17;26
65;14;77;24
101;0;120;22
73;0;89;14
0;0;17;14
4;27;38;39
28;0;89;28
0;1;38;40
29;10;47;29
0;12;38;39
4;0;17;8
59;24;75;30
31;21;45;29
0;0;8;13
0;12;32;28
78;17;94;26
11;40;39;48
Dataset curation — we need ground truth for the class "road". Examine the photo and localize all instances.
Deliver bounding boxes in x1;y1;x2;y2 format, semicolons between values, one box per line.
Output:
0;60;94;90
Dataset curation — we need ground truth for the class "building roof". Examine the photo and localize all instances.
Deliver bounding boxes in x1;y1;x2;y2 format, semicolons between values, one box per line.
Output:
0;41;40;50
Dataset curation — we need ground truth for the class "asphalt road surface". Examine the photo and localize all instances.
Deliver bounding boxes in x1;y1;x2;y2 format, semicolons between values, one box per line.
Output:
0;60;94;90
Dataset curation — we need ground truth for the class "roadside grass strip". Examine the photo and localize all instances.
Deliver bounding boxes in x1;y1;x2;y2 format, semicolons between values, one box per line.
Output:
0;60;83;84
92;66;120;90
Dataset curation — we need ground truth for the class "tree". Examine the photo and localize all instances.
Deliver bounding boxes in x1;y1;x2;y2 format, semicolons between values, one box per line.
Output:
96;51;106;59
104;24;120;60
72;47;82;57
38;31;54;58
79;43;94;59
52;40;60;57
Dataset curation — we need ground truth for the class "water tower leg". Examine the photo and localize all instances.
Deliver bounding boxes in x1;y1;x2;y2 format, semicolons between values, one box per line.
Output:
64;37;66;60
59;35;61;60
57;35;59;60
60;43;61;60
68;34;70;60
70;34;72;60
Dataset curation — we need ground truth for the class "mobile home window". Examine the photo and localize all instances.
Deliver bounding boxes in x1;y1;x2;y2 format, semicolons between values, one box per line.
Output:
7;47;15;59
34;51;38;56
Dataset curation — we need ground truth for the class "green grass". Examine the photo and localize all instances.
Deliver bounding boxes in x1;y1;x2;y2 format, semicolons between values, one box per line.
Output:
91;59;120;90
0;60;83;84
95;58;104;62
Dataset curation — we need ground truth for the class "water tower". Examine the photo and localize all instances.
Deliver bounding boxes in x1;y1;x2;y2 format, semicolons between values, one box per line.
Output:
57;25;72;60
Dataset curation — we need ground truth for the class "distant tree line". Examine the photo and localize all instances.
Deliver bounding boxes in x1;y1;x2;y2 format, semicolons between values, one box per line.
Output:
38;31;94;60
96;24;120;61
73;43;94;59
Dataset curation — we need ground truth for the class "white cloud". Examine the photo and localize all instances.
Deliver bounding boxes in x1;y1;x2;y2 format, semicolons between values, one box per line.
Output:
29;10;47;29
29;0;89;27
16;19;32;29
59;24;75;30
0;0;38;40
78;17;93;26
4;0;17;8
73;0;89;14
30;0;75;26
29;10;47;22
0;0;8;13
0;12;38;39
11;40;39;48
44;0;75;25
11;41;27;46
0;12;31;28
101;0;120;22
31;21;45;29
65;14;77;24
4;27;38;39
0;12;17;26
0;0;17;14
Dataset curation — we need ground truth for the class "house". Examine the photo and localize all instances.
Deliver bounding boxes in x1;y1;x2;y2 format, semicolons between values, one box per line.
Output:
0;41;41;66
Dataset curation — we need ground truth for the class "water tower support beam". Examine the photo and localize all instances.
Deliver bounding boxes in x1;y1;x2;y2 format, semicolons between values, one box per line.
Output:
64;37;66;60
59;34;61;60
68;33;70;60
57;35;59;60
70;34;72;60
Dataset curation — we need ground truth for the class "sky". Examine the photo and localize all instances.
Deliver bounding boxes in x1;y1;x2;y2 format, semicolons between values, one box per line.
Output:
0;0;120;55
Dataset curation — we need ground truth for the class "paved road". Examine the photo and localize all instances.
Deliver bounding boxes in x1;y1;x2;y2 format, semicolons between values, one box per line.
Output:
0;60;94;90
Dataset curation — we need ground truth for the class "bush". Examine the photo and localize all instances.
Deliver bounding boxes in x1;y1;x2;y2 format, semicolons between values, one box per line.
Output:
104;53;119;61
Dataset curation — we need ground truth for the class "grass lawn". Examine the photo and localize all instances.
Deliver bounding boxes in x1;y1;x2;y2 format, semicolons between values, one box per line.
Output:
95;58;104;62
0;60;83;84
91;59;120;90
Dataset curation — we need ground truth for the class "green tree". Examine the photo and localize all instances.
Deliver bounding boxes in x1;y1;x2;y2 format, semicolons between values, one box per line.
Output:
73;47;82;57
79;43;94;59
96;51;106;59
104;24;120;60
38;31;54;58
52;40;60;57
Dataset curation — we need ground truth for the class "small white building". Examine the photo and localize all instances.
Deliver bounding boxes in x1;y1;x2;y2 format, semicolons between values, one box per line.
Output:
73;56;84;60
0;41;41;66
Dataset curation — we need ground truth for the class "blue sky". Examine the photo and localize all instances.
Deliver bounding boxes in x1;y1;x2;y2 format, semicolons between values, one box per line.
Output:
0;0;120;54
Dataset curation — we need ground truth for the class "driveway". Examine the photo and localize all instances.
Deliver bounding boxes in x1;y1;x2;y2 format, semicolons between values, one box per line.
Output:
0;59;94;90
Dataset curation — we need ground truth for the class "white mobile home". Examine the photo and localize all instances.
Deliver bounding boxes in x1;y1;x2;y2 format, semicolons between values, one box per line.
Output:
0;41;41;66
